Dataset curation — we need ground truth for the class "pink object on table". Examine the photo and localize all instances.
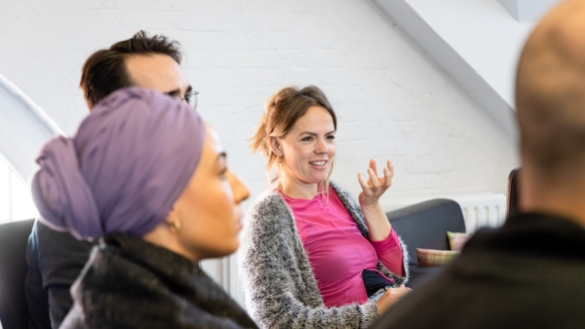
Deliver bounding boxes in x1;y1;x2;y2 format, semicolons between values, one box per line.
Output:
280;187;404;307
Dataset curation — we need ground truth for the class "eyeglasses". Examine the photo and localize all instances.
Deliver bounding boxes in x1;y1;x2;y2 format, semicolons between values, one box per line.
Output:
171;90;199;110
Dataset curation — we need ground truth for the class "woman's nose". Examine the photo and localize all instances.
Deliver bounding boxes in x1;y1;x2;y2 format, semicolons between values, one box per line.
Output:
227;171;250;204
315;138;327;153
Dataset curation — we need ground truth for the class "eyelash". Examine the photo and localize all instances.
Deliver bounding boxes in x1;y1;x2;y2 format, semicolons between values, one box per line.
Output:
301;135;335;141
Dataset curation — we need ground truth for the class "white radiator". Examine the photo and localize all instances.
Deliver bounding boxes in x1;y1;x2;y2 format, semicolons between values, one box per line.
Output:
452;194;507;233
383;193;507;233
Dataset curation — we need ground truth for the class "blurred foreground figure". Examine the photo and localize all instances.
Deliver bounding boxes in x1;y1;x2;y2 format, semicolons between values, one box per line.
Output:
371;1;585;328
32;88;257;329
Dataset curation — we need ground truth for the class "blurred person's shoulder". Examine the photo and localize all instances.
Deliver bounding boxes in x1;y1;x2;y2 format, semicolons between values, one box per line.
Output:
370;212;585;329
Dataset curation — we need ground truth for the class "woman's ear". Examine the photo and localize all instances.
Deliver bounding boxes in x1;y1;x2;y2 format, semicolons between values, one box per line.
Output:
164;206;183;233
164;206;178;226
268;137;283;158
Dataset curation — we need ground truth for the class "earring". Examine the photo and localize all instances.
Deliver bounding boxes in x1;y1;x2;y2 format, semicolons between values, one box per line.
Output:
169;219;182;233
173;220;182;231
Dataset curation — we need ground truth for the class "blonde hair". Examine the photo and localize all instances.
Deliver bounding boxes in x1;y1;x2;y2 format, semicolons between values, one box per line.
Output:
250;86;337;188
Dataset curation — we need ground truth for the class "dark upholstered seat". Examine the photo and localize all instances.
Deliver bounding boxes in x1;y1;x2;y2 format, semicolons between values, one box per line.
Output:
0;219;34;329
386;199;465;289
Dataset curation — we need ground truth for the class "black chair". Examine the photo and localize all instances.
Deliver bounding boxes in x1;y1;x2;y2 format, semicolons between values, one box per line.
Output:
0;219;34;329
386;199;465;289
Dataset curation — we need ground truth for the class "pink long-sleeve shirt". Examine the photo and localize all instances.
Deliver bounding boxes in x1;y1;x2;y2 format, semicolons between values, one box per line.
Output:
281;188;403;307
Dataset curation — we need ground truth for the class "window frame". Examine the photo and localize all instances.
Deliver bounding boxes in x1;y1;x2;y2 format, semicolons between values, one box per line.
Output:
0;73;63;183
0;73;63;222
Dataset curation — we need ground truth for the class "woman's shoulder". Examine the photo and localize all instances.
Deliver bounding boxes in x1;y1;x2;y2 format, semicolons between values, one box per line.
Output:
240;190;298;258
329;181;351;198
329;182;360;209
248;189;289;218
242;189;296;238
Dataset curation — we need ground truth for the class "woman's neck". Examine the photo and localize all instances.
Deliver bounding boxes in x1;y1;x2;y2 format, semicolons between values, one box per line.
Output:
143;225;201;263
277;176;322;200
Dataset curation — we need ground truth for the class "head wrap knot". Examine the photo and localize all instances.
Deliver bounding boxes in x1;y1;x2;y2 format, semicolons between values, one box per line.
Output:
32;87;206;240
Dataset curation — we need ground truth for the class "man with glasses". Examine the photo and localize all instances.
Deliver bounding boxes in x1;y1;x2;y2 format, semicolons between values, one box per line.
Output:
26;30;198;329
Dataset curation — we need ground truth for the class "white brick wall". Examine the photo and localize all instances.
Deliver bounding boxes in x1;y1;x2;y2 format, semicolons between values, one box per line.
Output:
0;0;519;300
0;0;518;200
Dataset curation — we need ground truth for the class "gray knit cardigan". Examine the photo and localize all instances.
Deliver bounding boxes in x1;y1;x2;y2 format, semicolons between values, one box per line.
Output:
238;182;409;329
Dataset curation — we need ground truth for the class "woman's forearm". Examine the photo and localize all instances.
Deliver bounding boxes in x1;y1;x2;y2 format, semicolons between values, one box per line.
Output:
371;229;405;276
361;202;392;241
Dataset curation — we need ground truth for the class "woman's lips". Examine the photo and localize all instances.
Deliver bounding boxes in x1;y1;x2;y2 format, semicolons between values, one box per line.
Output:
309;160;327;167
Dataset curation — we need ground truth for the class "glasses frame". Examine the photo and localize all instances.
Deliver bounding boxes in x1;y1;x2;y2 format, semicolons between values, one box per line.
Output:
171;90;199;110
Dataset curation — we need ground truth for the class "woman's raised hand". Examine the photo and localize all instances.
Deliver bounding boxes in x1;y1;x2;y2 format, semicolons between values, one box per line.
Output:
357;159;394;209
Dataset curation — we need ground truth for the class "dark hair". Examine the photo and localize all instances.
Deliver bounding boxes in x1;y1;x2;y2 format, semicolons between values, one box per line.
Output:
80;31;183;109
250;85;337;183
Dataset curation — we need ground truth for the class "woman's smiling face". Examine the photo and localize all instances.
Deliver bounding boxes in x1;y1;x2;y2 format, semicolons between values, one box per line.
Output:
276;105;336;190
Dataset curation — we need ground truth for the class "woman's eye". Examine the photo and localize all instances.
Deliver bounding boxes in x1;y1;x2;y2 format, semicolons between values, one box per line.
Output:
301;136;313;141
327;135;335;140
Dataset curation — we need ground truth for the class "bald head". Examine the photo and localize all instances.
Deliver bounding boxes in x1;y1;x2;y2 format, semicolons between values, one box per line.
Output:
516;0;585;220
517;0;585;182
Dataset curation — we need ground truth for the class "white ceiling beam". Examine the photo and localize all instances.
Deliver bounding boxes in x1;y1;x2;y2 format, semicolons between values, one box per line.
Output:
499;0;561;22
0;73;64;181
373;0;537;138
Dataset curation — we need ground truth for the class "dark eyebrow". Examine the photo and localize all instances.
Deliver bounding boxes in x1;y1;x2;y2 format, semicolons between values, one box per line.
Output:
300;130;336;136
164;85;193;97
164;89;181;97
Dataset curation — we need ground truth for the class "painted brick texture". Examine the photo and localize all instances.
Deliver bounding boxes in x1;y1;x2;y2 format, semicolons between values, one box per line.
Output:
0;0;518;209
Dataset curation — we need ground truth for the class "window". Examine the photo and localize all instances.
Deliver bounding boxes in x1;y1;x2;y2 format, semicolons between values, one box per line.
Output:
0;153;37;223
1;73;62;223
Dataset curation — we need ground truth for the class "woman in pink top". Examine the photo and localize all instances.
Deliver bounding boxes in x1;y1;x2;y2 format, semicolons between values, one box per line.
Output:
239;86;410;329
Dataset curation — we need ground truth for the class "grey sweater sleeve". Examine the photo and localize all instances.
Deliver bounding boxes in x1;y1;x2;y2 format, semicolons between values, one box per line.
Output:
238;192;379;329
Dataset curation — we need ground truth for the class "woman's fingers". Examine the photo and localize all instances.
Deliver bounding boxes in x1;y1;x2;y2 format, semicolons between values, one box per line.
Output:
357;173;370;193
359;159;394;197
381;160;393;188
368;168;380;189
387;160;394;178
368;160;379;190
383;167;392;187
383;160;393;187
376;286;412;314
370;159;378;176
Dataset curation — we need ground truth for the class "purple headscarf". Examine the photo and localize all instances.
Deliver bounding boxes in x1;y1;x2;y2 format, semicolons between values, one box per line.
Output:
31;87;206;240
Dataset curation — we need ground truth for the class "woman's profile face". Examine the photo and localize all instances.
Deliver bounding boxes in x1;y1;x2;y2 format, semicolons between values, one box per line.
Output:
172;126;250;261
277;105;336;188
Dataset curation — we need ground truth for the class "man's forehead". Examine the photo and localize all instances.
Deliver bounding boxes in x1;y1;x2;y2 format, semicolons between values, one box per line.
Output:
125;53;189;93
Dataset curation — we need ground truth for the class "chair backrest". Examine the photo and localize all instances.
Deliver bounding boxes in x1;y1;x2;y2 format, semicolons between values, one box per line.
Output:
0;219;34;329
386;199;465;264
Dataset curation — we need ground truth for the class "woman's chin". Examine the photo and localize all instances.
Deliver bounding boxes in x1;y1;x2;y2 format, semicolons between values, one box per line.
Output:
217;241;240;258
308;176;330;185
195;239;240;261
